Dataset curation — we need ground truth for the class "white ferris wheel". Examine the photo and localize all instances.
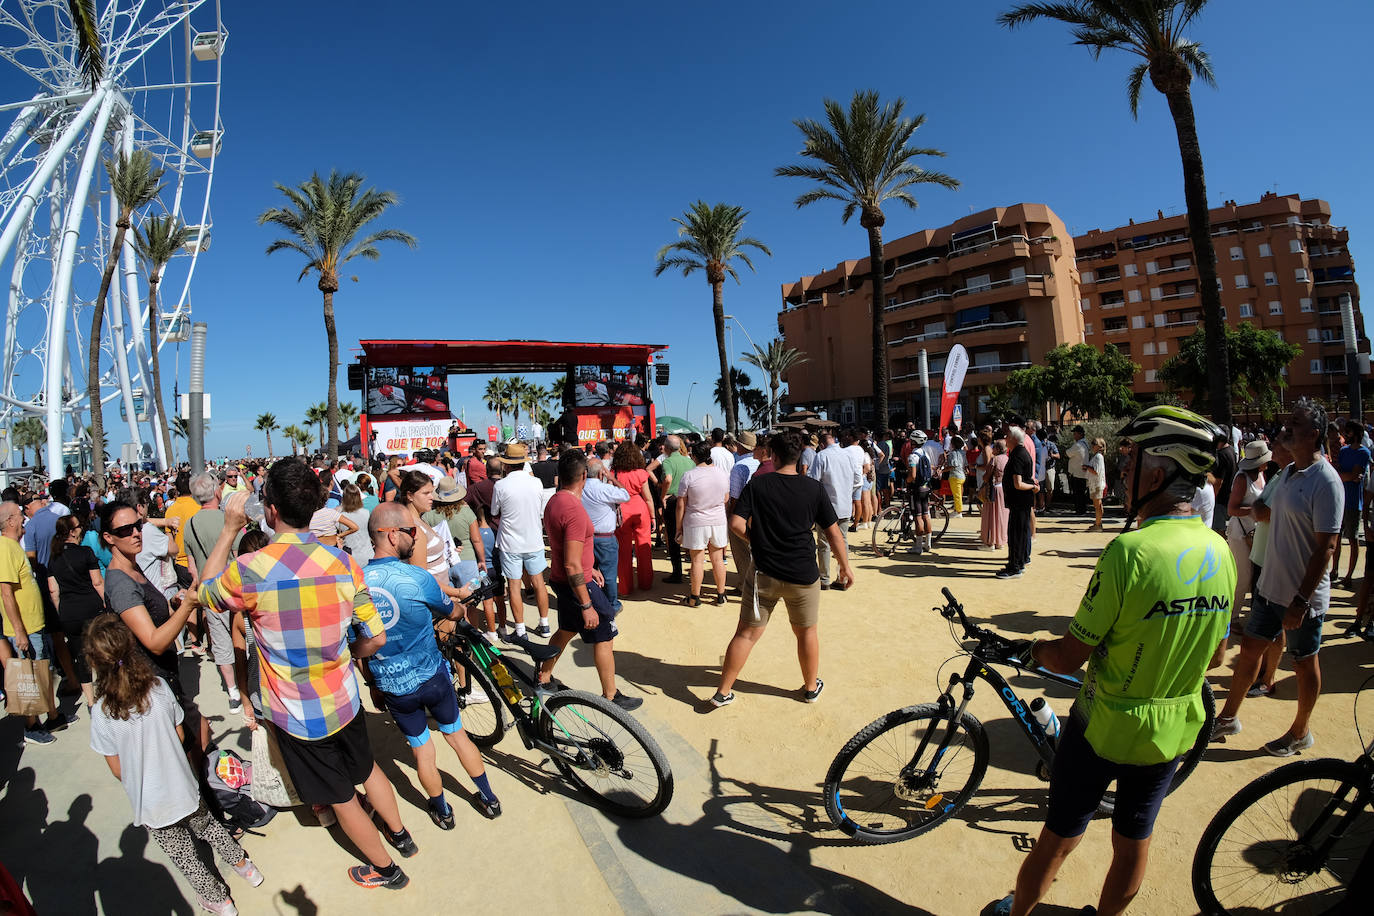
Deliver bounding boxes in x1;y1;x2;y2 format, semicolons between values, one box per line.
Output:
0;0;224;474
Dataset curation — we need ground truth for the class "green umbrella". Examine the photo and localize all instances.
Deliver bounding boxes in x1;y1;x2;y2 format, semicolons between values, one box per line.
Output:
654;415;699;434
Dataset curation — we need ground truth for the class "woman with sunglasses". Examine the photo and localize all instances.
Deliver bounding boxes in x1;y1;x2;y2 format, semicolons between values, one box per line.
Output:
47;515;105;707
393;472;467;601
98;501;207;750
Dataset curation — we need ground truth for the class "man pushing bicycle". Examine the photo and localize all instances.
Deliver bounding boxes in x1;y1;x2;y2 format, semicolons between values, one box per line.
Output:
994;407;1236;916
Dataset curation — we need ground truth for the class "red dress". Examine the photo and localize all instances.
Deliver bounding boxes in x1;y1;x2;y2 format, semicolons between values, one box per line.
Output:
614;468;654;594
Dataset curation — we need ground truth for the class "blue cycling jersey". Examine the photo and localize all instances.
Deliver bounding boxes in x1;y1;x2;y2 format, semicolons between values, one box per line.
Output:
362;556;454;696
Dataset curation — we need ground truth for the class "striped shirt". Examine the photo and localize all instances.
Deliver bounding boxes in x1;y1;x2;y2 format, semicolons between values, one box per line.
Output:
199;532;383;739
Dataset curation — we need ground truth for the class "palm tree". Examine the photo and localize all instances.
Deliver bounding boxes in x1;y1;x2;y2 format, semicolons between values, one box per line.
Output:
255;412;278;458
304;402;328;449
132;215;190;468
283;424;310;457
338;402;360;439
507;376;529;434
655;202;771;433
741;338;810;427
89;150;164;485
67;1;104;91
83;424;109;462
170;417;189;462
483;377;510;433
258;170;416;462
999;2;1229;424
11;417;45;466
712;368;755;431
549;376;567;407
776;90;958;430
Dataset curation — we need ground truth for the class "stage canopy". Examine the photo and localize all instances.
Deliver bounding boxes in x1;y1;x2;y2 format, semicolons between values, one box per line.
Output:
357;339;668;374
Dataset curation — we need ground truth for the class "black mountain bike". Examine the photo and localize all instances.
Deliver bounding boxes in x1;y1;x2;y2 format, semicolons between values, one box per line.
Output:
1191;679;1374;915
435;581;673;818
871;490;951;556
823;587;1214;843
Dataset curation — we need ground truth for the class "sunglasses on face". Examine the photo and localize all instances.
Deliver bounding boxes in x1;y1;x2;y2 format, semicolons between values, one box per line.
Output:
109;522;140;539
377;526;417;538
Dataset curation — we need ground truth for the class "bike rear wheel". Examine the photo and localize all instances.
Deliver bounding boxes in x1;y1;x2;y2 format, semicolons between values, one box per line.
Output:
1192;757;1373;915
1097;679;1215;816
540;691;673;818
931;493;952;544
871;506;911;557
448;649;505;748
824;703;989;844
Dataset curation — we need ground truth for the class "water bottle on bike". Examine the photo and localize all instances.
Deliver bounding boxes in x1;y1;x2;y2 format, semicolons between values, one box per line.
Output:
1029;697;1060;744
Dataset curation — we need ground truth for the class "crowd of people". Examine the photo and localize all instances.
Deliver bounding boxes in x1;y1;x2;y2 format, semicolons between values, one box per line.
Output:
1;395;1369;914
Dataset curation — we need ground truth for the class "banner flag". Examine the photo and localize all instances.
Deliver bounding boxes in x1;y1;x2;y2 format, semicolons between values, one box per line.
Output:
938;344;969;432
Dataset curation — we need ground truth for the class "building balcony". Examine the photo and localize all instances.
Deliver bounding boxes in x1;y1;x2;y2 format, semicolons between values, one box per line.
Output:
888;330;949;349
1075;246;1117;263
967;360;1032;375
1123;234;1190;253
947;236;1031;272
950;274;1050;309
884;255;944;284
884;290;952;313
1315;277;1355;286
1156;289;1197;302
1156;263;1193;275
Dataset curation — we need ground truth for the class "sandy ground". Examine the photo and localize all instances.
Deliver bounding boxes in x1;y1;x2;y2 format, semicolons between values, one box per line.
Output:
2;507;1370;915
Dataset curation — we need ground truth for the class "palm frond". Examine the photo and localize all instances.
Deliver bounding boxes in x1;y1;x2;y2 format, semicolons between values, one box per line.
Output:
1126;60;1150;117
66;0;103;90
1176;40;1216;86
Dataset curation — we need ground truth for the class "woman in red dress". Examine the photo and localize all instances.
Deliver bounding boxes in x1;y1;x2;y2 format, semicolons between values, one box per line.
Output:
611;440;656;596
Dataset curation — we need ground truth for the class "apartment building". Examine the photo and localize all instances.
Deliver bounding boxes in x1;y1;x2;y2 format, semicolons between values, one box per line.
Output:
1074;192;1363;409
777;203;1083;426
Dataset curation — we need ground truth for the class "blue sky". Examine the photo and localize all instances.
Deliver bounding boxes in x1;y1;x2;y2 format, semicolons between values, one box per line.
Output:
3;0;1372;458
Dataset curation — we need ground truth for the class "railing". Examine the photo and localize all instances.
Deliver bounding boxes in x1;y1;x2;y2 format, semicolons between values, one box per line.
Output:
884;290;951;311
951;274;1045;297
1211;227;1238;237
1159;318;1199;328
1123;235;1188;251
888;330;948;347
1157;263;1192;274
1102;325;1129;335
952;318;1028;336
1074;248;1117;263
884;255;942;280
947;233;1051;258
1156;290;1197;301
1316;277;1354;285
1099;301;1125;310
1243;223;1264;232
1095;271;1123;283
967;361;1032;374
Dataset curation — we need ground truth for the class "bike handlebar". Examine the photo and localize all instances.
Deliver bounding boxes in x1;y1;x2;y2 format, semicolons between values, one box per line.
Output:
937;588;1013;652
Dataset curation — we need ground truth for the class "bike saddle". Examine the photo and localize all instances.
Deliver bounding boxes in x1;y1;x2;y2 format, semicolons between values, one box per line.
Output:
506;633;561;662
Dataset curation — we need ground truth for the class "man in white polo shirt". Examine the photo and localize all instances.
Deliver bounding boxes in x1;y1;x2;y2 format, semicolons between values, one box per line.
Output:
490;442;552;638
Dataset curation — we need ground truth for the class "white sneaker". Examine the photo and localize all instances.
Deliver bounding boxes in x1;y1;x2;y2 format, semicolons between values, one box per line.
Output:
466;685;490;704
232;858;264;888
1210;716;1242;742
1264;732;1315;757
196;895;238;916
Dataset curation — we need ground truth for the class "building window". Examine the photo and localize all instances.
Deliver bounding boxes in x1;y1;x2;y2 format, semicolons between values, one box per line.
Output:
1143;341;1156;355
1128;289;1142;303
1300;297;1313;312
1308;328;1320;342
1146;261;1158;275
1269;301;1283;315
1132;315;1146;329
1080;297;1090;311
1295;268;1309;282
1310;359;1323;374
1240;303;1253;318
1235;274;1249;288
1290;239;1303;254
1230;246;1243;260
1216;278;1224;290
1258;243;1272;257
1158;340;1168;355
1264;271;1277;286
1220;307;1228;319
1145;369;1158;383
1084;322;1093;335
1124;264;1138;277
1081;270;1094;284
1150;287;1162;300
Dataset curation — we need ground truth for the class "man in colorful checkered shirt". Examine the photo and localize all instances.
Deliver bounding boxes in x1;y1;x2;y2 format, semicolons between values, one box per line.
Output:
198;460;417;891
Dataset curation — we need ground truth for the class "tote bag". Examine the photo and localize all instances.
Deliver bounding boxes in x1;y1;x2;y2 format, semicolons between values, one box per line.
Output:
4;654;55;718
250;725;300;808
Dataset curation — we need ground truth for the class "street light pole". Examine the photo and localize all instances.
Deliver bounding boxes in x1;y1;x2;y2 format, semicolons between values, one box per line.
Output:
724;314;762;428
685;380;698;428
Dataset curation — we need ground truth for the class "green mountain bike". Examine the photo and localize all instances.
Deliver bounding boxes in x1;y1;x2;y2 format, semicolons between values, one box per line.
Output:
435;582;673;818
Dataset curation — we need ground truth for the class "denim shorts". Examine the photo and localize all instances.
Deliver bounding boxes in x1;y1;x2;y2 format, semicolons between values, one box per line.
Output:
7;631;52;660
499;549;547;579
1245;593;1323;659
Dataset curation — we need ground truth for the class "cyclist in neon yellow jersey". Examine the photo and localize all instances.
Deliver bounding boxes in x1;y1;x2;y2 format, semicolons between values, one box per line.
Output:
994;406;1236;916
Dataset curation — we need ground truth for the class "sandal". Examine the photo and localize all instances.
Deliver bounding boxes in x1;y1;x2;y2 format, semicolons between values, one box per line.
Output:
714;593;727;606
684;595;701;608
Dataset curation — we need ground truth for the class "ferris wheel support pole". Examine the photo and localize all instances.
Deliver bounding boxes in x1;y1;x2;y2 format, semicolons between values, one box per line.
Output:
119;127;168;472
108;119;143;453
44;86;118;475
0;88;105;276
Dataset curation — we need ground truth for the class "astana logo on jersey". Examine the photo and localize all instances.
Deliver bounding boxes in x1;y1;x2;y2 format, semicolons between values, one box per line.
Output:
1175;544;1220;586
1143;543;1228;619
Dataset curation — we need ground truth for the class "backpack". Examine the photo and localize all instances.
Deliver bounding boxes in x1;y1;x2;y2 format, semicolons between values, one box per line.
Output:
910;452;933;491
204;747;278;832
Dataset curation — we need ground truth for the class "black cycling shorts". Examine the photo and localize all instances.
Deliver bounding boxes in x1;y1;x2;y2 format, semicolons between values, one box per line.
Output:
1045;714;1180;841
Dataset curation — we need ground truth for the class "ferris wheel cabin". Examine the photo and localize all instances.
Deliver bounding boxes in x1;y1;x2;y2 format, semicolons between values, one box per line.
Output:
182;225;210;253
191;32;225;61
189;130;221;158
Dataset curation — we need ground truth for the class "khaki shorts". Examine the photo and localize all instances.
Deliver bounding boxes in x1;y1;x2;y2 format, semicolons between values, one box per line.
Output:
740;570;820;629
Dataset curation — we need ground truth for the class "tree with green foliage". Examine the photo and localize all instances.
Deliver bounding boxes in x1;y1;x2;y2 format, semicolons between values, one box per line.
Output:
255;412;279;458
483;377;511;432
283;424;311;457
1158;321;1301;419
999;1;1230;424
741;338;809;427
338;402;360;439
67;1;103;90
655;202;771;433
1008;343;1138;419
133;214;191;467
89;150;164;485
11;417;45;467
713;368;760;432
259;171;416;462
777;90;958;429
305;403;328;448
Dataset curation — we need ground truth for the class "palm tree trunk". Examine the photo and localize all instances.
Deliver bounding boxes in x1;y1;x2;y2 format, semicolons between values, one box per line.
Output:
266;430;274;459
712;281;736;432
868;225;889;429
1164;86;1230;426
322;290;340;461
88;224;129;487
146;276;176;467
770;378;780;427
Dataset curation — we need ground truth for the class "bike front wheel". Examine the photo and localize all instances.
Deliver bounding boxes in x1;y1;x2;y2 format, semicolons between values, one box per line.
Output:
1192;757;1373;915
448;649;505;749
540;691;674;818
871;506;910;557
824;703;989;844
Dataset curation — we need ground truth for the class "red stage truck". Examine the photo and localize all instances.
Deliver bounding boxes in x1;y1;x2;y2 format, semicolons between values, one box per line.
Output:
350;339;668;458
